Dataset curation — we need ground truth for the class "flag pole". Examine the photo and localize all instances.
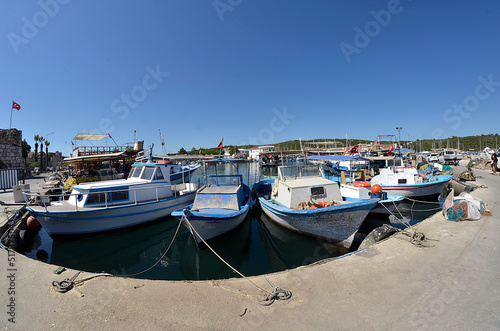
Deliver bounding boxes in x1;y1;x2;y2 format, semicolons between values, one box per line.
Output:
10;100;13;129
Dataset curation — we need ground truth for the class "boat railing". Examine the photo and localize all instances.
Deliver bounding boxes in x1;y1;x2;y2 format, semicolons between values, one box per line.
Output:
22;182;194;211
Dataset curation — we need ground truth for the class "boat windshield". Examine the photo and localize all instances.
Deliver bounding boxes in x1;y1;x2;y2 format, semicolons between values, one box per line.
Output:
279;165;322;180
128;166;143;179
205;175;242;187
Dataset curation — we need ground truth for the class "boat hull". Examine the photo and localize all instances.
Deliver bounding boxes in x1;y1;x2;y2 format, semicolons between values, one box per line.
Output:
172;185;251;245
254;179;377;248
378;177;451;199
26;192;196;238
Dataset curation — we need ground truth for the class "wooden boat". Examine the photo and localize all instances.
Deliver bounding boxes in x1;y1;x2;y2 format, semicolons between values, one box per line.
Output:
24;161;197;239
171;159;251;246
253;164;379;248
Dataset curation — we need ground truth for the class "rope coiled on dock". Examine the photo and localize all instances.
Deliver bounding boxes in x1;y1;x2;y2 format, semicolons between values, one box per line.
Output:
181;213;292;306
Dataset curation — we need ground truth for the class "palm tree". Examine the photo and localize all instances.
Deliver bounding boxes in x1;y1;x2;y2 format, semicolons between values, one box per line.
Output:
45;141;50;171
34;134;40;167
39;137;45;171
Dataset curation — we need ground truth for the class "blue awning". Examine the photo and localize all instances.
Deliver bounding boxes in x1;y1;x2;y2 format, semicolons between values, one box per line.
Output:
306;155;368;162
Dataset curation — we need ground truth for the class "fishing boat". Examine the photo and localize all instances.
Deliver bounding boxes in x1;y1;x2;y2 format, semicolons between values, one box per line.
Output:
253;164;379;248
339;181;404;215
171;159;251;246
369;158;452;199
24;155;198;239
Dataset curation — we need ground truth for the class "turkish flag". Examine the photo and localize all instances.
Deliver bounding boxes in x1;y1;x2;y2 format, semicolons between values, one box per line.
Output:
350;145;359;154
12;101;20;110
217;138;223;150
199;147;202;155
388;144;395;156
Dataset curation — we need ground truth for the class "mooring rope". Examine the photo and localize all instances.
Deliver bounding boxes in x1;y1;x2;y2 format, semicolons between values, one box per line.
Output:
52;217;184;293
181;214;291;306
378;201;434;247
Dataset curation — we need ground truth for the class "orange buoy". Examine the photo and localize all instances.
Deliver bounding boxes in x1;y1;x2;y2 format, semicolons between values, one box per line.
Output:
27;215;41;231
353;181;371;188
371;184;382;194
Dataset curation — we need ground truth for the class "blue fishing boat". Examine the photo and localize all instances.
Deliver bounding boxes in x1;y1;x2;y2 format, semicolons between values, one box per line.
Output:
253;164;379;248
171;159;251;246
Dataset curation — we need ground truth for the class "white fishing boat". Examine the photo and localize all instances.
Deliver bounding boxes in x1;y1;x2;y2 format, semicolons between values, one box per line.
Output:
339;181;404;215
24;157;198;239
253;164;379;248
370;159;452;199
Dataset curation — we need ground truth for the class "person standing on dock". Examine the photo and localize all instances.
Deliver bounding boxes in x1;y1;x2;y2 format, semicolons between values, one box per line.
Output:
491;150;498;175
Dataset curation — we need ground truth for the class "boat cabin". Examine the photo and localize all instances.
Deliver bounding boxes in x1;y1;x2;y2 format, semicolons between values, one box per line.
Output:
67;163;179;208
191;175;246;211
273;165;343;208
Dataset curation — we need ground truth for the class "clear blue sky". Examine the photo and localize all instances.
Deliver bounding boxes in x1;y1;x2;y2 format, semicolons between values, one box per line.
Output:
1;0;499;156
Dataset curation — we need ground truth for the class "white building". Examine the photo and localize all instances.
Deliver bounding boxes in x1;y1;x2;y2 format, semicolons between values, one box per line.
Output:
249;145;275;161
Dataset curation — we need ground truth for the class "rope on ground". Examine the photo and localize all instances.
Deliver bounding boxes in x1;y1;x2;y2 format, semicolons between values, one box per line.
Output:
181;214;291;306
51;217;184;293
378;201;437;247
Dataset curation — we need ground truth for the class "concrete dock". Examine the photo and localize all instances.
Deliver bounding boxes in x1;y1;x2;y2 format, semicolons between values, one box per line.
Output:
1;170;499;330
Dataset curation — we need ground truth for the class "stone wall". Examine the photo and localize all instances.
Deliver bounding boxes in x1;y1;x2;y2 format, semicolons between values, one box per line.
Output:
0;129;22;169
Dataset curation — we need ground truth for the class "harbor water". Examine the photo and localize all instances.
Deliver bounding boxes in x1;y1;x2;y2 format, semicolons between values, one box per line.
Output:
25;162;445;281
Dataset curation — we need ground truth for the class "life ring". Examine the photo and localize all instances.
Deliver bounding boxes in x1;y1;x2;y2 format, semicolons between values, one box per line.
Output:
353;181;371;188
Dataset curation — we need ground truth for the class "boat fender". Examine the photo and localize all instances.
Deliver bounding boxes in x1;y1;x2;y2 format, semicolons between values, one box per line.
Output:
271;178;279;197
358;224;398;250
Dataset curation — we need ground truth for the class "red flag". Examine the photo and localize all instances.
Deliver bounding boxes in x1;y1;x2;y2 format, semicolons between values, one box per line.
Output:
217;138;223;150
71;141;74;146
199;147;202;155
108;133;112;138
12;101;20;110
388;143;395;156
350;145;359;154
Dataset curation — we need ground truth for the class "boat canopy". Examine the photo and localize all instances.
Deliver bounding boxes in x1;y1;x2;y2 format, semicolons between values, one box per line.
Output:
306;155;369;162
62;151;128;165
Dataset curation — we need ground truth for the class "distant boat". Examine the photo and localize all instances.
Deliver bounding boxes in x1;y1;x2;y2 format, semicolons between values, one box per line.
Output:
253;164;379;248
167;163;201;184
171;159;251;247
24;161;198;239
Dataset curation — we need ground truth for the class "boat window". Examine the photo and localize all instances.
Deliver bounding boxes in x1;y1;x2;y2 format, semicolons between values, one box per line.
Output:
141;166;155;180
154;168;164;180
87;192;109;204
129;166;143;178
311;186;326;199
111;190;128;201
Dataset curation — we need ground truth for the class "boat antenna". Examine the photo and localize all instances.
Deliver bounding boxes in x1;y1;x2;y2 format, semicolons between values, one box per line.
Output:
149;143;154;162
159;129;167;155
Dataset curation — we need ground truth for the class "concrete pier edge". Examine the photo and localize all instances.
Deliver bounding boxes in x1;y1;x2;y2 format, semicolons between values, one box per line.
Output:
1;169;500;330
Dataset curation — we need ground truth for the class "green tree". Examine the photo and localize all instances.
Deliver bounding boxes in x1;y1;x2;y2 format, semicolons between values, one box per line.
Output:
39;136;45;170
178;147;187;154
45;141;50;170
33;134;40;166
22;139;31;160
